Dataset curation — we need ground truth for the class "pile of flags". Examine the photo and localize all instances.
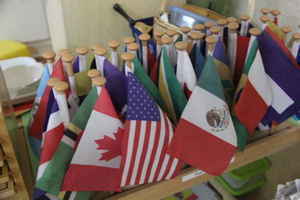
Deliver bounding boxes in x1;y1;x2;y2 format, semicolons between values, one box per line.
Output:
28;7;300;200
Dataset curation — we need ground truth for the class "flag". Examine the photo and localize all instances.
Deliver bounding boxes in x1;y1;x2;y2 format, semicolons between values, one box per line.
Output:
36;90;66;195
168;55;237;176
213;38;235;105
259;27;300;125
150;53;160;85
34;87;99;196
120;73;182;187
63;86;123;191
159;47;187;123
103;59;127;114
73;55;87;73
176;49;197;98
190;41;205;79
234;36;250;84
132;58;165;110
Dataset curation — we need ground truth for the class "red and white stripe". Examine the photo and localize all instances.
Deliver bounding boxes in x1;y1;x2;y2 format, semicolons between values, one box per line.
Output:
121;109;179;187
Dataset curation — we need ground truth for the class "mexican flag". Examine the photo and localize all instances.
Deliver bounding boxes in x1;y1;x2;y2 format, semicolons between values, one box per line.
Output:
168;55;237;176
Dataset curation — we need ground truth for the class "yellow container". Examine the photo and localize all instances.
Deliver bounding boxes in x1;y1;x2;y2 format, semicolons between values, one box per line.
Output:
0;40;31;60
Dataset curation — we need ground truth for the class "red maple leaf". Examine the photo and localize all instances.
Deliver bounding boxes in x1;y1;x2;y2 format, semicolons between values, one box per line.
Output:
95;128;124;161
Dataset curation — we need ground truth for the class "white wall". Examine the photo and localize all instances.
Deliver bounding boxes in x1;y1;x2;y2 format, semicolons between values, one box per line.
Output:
0;0;49;42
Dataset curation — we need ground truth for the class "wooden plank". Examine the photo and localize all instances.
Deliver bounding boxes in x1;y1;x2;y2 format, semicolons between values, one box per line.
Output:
107;127;300;200
0;179;15;199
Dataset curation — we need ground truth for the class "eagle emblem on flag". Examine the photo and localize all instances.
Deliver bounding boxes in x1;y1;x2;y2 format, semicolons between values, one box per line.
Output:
206;106;230;132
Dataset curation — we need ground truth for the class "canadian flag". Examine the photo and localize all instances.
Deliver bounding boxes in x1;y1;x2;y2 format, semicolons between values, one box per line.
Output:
63;87;123;191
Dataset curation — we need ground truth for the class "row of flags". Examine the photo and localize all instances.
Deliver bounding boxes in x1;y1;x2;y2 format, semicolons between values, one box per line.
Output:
28;8;300;200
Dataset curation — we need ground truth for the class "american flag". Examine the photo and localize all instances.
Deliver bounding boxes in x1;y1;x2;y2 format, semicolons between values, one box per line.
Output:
120;73;181;187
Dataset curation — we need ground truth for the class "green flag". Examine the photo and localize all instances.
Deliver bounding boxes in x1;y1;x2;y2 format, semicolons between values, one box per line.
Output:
35;87;99;197
158;47;187;123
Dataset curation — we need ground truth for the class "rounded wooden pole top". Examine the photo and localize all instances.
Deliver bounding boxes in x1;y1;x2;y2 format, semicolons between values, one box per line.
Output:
204;21;215;29
128;43;139;51
210;26;221;35
281;26;292;34
260;15;271;23
62;54;74;63
76;47;89;55
161;35;173;45
87;69;101;79
48;78;60;87
193;24;205;31
205;35;217;44
261;8;271;15
227;17;238;23
180;26;191;34
54;81;69;93
166;29;178;37
228;22;239;31
94;47;107;56
249;28;261;36
154;30;165;38
121;52;135;62
217;19;228;26
42;51;56;61
108;40;121;49
90;44;102;52
175;41;188;51
92;76;106;87
59;49;71;57
240;15;250;21
271;9;281;16
123;37;135;45
293;33;300;40
139;33;151;41
189;31;205;40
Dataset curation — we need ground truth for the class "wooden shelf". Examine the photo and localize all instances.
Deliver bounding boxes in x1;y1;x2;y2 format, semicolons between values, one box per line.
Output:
107;126;300;200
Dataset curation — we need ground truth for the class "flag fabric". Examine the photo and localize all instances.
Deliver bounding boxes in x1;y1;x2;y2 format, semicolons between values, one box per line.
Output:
148;40;157;75
150;52;160;85
159;47;187;123
234;36;250;84
213;38;235;105
132;58;165;110
235;27;300;133
168;55;237;176
120;73;182;187
73;55;87;73
34;87;99;196
190;41;205;79
29;58;68;156
63;86;123;191
259;27;300;125
35;90;66;195
176;49;197;98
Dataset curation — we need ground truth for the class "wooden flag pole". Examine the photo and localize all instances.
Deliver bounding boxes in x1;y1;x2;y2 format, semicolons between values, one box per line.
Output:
281;26;292;44
42;51;56;74
121;52;136;75
154;30;164;58
90;44;102;53
209;26;221;39
226;17;238;24
240;15;251;36
53;81;70;126
260;8;271;16
217;19;228;40
123;37;136;52
204;21;216;36
87;69;101;86
227;22;239;71
139;33;151;73
188;31;205;53
128;43;139;57
94;47;107;76
259;15;271;30
108;40;121;67
161;35;173;59
92;76;106;87
271;9;281;25
180;26;192;41
193;24;205;33
75;47;89;72
205;35;217;56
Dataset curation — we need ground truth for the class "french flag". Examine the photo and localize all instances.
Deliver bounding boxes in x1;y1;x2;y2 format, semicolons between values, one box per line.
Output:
235;27;300;133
